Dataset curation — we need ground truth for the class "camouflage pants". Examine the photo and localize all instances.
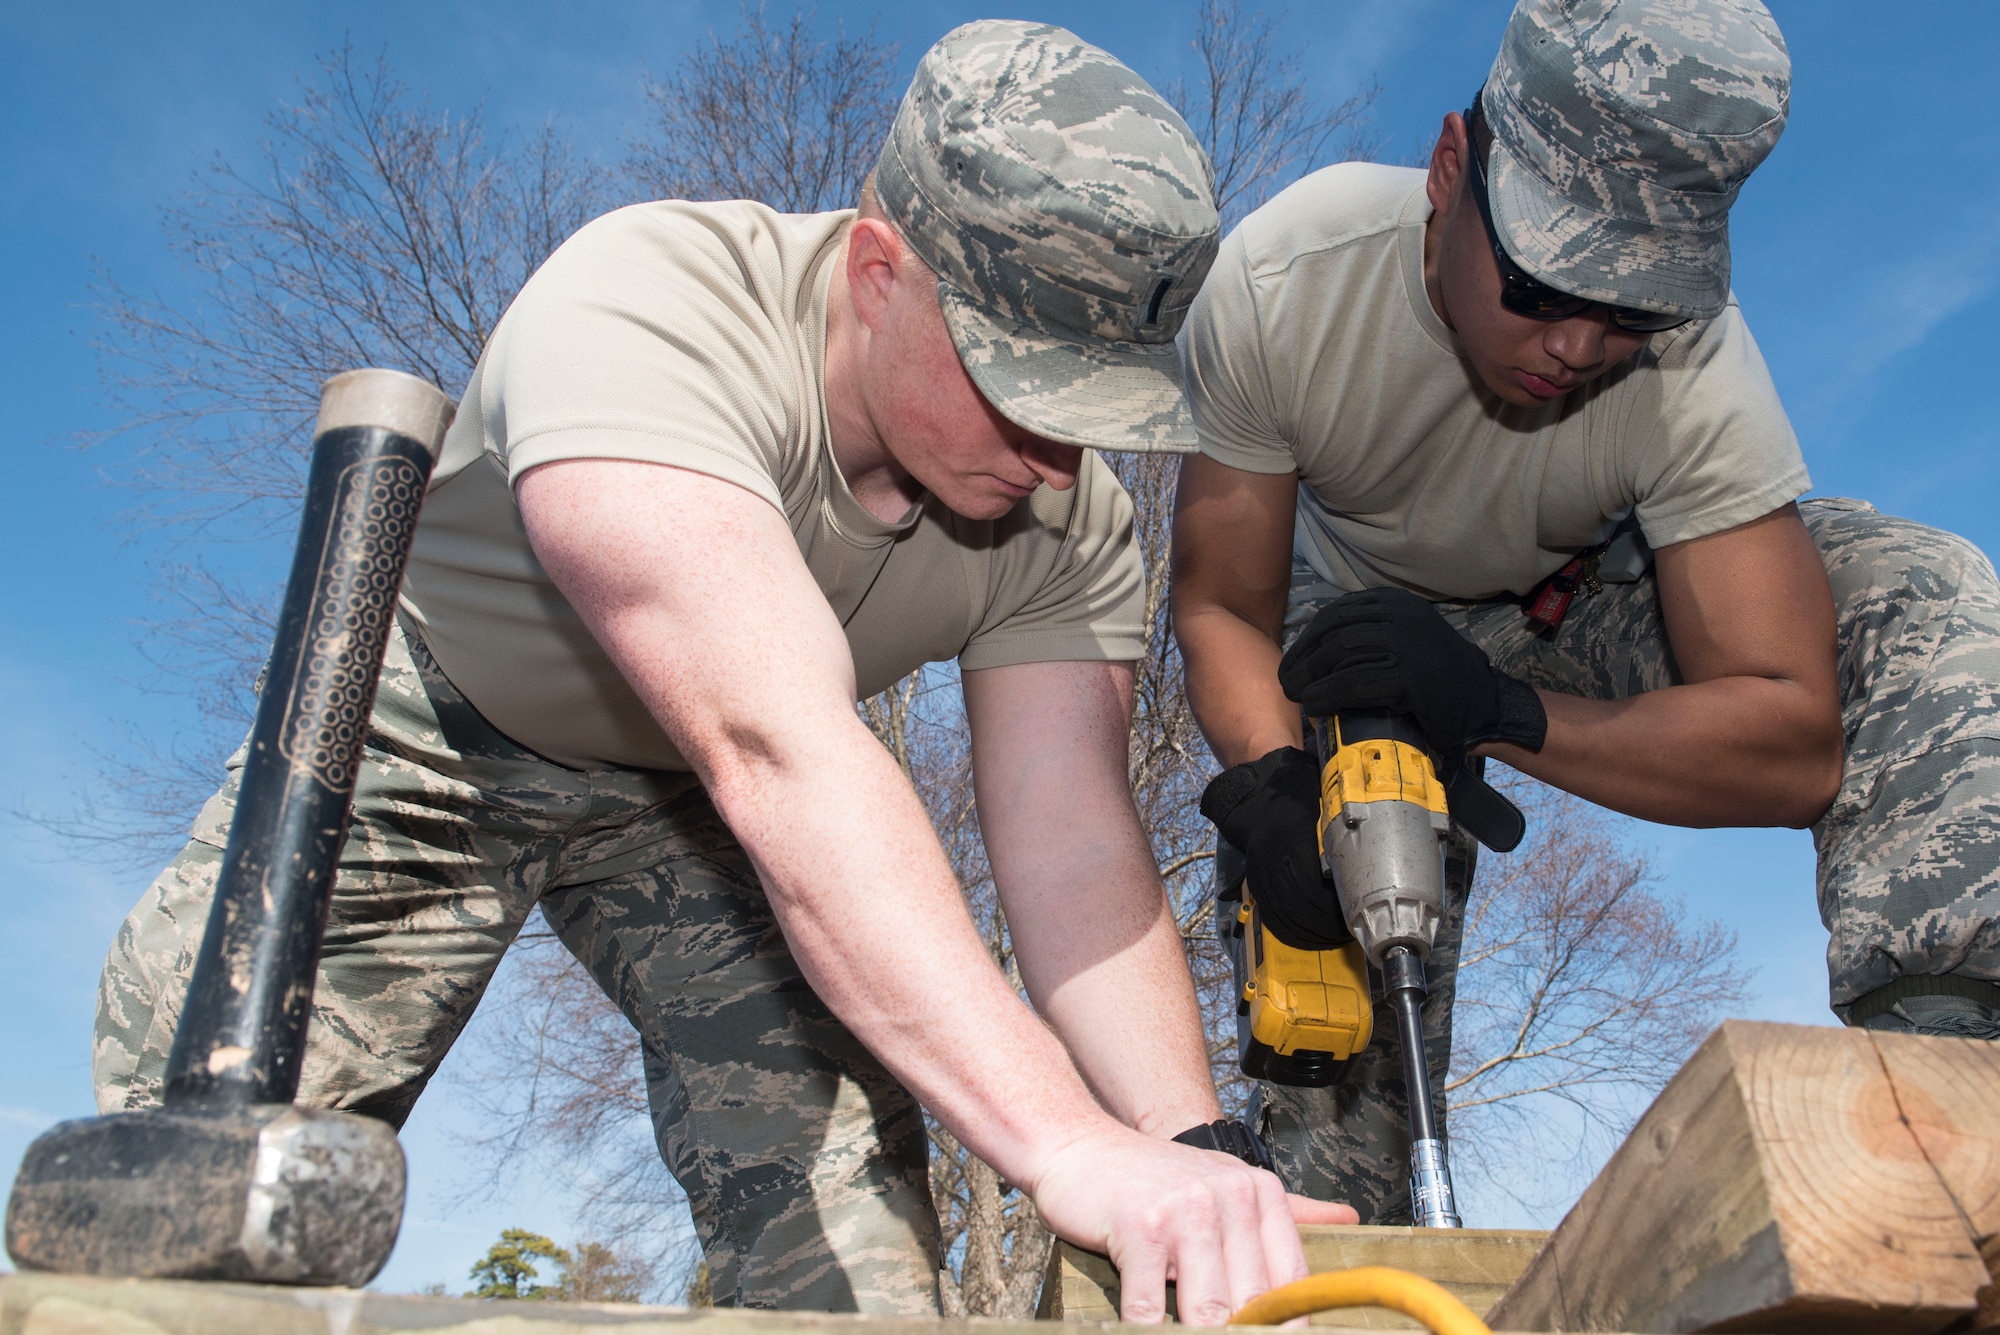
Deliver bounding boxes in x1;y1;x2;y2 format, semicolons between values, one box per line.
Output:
94;616;942;1314
1262;498;2000;1221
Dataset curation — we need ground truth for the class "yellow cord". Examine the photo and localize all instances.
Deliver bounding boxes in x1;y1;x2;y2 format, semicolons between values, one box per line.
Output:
1228;1265;1493;1334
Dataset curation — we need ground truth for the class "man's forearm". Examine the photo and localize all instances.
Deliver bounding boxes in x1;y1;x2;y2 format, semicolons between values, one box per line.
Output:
995;811;1223;1139
1486;677;1842;828
1492;509;1844;829
702;712;1127;1192
1178;604;1301;767
1170;456;1302;770
1188;592;1838;826
966;659;1224;1139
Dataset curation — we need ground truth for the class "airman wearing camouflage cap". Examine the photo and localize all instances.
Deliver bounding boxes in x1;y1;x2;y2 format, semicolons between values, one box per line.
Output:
1481;0;1790;318
1175;0;2000;1224
874;20;1216;450
95;18;1350;1322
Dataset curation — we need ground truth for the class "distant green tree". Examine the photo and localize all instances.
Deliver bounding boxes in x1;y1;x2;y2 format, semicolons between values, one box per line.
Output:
467;1228;568;1300
685;1260;713;1308
554;1240;652;1303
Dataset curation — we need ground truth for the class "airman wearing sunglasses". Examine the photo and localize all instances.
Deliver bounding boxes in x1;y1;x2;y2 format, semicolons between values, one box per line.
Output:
1173;0;2000;1222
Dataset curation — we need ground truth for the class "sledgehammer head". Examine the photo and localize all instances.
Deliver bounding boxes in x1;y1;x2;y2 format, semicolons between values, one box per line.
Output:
5;1104;404;1286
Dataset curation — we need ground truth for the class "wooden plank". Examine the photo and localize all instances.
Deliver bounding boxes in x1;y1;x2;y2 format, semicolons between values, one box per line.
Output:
1488;1020;1991;1334
1042;1223;1549;1328
0;1270;1664;1332
0;1272;1055;1334
1299;1226;1548;1324
1042;1239;1122;1322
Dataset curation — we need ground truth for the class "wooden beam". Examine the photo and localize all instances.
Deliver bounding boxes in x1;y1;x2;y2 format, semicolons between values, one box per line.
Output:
1487;1020;1996;1334
1040;1223;1548;1327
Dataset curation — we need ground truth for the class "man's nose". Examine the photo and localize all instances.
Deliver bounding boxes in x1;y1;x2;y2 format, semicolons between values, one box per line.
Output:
1544;308;1612;373
1022;436;1084;490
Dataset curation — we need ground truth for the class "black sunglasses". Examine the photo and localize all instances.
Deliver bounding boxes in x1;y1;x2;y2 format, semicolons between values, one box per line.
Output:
1462;102;1690;335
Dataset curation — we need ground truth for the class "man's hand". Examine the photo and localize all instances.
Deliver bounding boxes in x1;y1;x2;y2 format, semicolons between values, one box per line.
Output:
1031;1127;1358;1324
1198;748;1351;949
1277;587;1548;768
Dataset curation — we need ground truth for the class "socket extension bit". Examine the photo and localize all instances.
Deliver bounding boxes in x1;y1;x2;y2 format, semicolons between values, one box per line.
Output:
5;369;452;1286
1382;946;1461;1229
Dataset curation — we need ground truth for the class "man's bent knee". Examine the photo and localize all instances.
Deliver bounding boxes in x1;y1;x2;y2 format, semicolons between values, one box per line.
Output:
94;838;225;1113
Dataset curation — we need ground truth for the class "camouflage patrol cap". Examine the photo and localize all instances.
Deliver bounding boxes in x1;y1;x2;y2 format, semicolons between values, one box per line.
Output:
1481;0;1790;320
875;20;1219;453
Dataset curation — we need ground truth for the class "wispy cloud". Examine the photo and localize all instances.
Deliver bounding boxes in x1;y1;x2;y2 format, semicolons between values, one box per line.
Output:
1313;0;1443;96
1777;194;2000;460
0;1106;58;1133
1848;212;2000;376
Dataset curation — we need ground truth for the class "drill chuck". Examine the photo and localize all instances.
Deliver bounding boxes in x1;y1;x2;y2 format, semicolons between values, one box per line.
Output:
1323;798;1451;964
1311;716;1452;967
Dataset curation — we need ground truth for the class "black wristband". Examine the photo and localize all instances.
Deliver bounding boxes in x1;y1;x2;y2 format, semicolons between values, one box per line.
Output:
1197;756;1267;828
1173;1118;1278;1175
1486;672;1548;753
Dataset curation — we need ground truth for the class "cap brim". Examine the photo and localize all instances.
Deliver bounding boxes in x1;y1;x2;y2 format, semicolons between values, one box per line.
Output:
1488;144;1729;321
937;284;1198;454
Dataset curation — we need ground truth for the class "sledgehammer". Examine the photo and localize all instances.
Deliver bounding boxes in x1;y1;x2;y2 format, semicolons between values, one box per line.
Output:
4;369;452;1286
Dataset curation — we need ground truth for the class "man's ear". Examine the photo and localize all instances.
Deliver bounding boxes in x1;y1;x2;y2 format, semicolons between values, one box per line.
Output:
1426;111;1469;217
845;216;904;333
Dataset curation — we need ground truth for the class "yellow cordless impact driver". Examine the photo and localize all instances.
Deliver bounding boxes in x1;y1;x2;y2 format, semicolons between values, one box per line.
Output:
1218;712;1524;1229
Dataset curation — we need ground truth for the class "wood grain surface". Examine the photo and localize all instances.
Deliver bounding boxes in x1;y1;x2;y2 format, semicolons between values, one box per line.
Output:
0;1270;1647;1334
1041;1224;1548;1327
1867;1028;2000;1334
1487;1020;1993;1334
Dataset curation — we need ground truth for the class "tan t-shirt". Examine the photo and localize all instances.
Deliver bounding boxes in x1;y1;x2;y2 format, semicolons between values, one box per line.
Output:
1178;164;1811;599
400;200;1145;771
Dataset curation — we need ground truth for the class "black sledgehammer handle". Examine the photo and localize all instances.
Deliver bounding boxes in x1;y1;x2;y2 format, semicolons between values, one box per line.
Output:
164;370;451;1109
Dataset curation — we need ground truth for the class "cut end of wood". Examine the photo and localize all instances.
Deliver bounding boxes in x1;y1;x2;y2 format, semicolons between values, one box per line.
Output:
1488;1020;2000;1334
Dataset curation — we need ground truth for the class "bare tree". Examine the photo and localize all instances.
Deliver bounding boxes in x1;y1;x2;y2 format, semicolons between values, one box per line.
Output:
557;1241;656;1303
929;1121;1053;1319
101;45;612;535
1445;776;1751;1211
1163;0;1377;227
448;924;704;1301
62;45;614;863
628;5;899;212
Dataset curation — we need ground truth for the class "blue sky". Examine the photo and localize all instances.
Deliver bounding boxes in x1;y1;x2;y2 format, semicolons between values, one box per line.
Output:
3;0;1997;1296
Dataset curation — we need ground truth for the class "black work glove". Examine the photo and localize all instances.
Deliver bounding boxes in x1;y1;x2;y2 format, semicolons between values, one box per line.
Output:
1277;587;1548;769
1199;747;1351;950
